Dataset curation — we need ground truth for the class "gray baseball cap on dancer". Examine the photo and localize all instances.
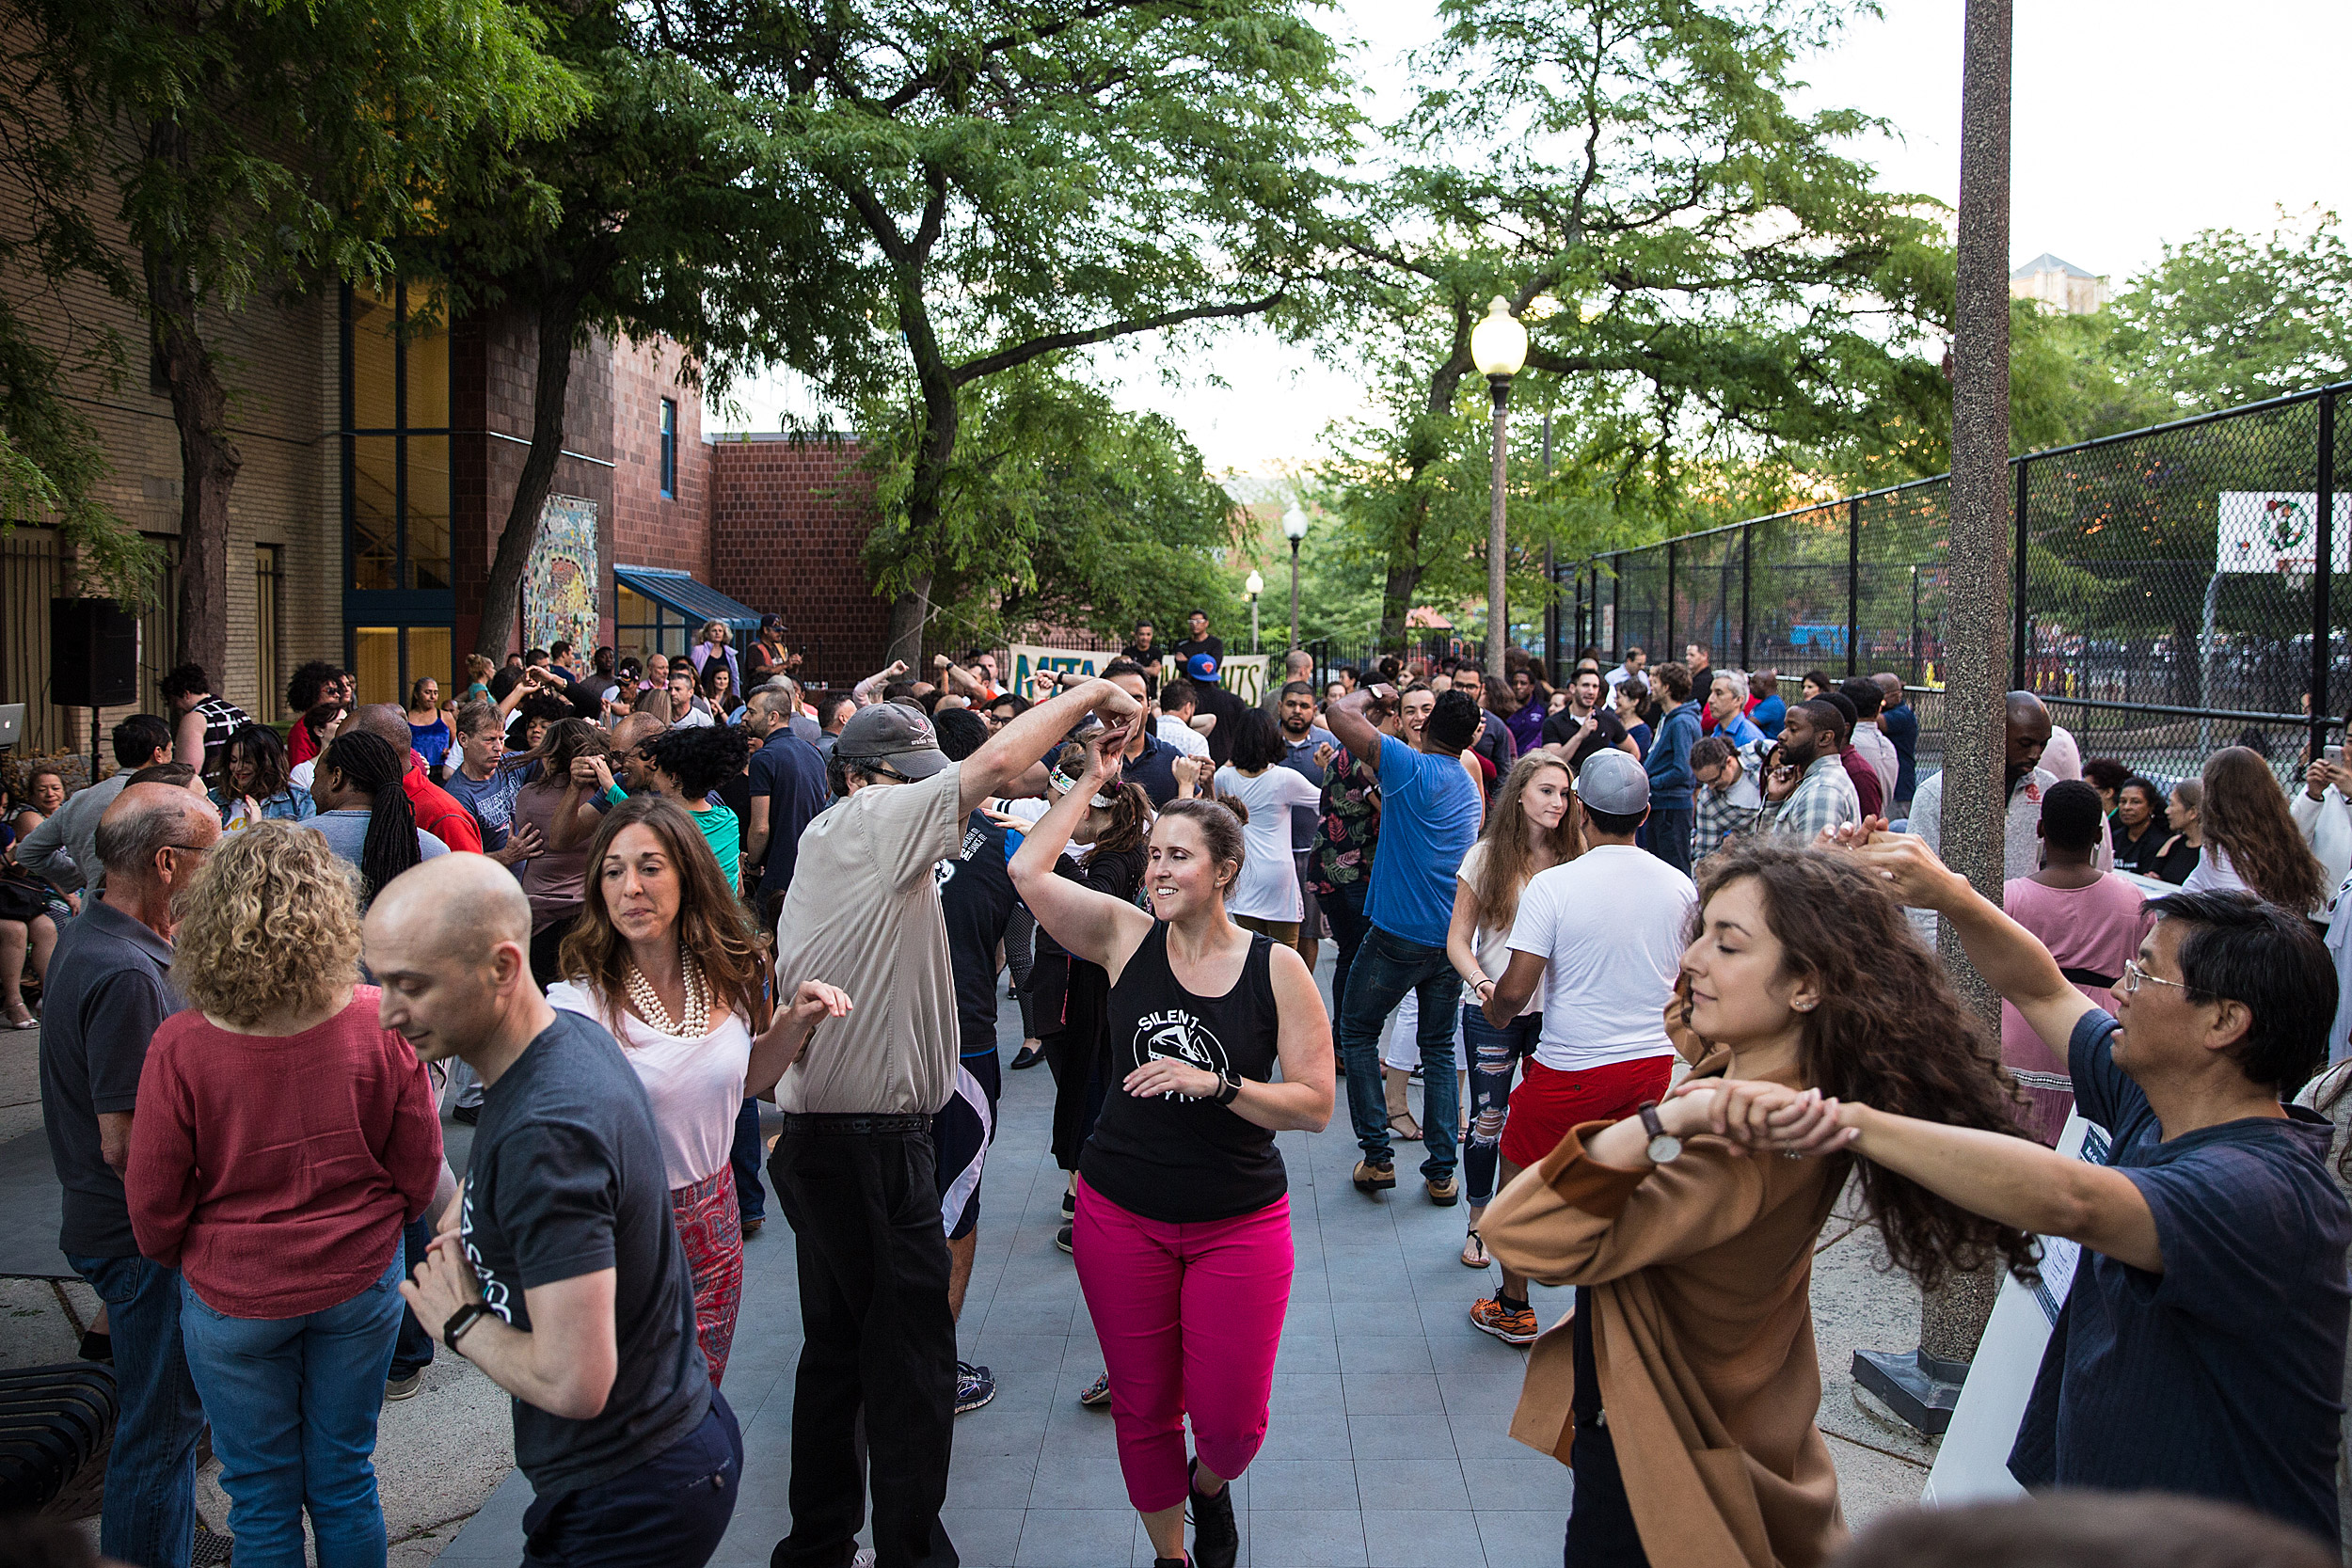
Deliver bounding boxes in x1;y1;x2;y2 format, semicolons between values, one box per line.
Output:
1575;748;1650;815
834;702;951;780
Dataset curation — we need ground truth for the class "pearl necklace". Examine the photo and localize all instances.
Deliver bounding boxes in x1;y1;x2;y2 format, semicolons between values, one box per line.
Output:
624;944;709;1037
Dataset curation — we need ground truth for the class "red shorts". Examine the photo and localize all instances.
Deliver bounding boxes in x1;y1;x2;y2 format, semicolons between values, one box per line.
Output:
1500;1054;1675;1171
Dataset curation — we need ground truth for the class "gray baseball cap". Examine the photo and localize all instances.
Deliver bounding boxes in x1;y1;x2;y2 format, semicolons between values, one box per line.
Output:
835;701;951;780
1574;748;1650;815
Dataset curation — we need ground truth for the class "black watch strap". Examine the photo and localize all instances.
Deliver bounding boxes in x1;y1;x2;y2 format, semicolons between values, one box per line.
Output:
443;1301;492;1353
1215;1072;1243;1105
1636;1100;1666;1141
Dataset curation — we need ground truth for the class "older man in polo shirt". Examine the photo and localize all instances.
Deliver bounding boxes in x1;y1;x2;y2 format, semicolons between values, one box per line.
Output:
769;678;1138;1568
40;784;221;1568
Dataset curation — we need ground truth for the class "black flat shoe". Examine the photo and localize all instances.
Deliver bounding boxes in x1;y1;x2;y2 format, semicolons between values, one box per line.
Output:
1009;1044;1042;1070
1188;1457;1238;1568
78;1329;111;1364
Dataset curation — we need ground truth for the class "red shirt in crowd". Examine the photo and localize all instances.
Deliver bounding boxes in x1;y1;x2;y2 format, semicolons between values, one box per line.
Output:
289;722;321;767
1839;744;1884;819
126;986;442;1318
405;757;483;852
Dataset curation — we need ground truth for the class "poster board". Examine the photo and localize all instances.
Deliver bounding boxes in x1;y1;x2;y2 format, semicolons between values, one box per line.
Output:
2217;492;2352;577
525;495;600;653
1007;646;1271;706
1921;1107;2110;1505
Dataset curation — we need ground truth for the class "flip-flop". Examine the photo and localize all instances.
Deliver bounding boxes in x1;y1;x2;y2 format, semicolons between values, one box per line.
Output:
1461;1227;1491;1269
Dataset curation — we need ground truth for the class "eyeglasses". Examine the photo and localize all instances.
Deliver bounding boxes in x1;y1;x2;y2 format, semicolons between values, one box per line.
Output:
2119;958;2188;996
162;843;214;859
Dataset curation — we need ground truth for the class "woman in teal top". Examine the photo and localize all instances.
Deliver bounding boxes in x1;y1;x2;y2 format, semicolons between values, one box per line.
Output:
641;724;749;886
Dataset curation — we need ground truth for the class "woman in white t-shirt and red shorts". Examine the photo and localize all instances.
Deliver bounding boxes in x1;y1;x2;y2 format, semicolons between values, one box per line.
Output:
1470;749;1698;1344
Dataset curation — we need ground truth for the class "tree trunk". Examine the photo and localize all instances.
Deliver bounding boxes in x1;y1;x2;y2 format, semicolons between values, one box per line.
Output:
883;341;961;669
475;288;584;662
146;238;239;683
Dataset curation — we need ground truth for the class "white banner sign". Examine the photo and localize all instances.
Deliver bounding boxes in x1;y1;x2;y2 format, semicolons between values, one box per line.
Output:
2217;491;2352;576
1007;646;1271;706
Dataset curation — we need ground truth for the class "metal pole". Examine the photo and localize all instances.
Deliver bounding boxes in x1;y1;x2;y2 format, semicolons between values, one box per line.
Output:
2201;570;2220;755
1665;541;1677;665
2314;390;2337;762
1854;0;2011;1441
1288;538;1302;656
1250;595;1259;654
2011;455;2031;689
1542;414;1556;682
1486;376;1512;682
1847;496;1861;677
1612;558;1622;663
1740;526;1752;671
1912;566;1922;685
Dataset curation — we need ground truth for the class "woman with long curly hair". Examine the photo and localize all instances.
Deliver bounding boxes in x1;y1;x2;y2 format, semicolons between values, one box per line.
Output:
1484;839;2037;1568
1449;752;1582;1277
124;823;443;1568
2190;746;2328;917
549;796;848;1386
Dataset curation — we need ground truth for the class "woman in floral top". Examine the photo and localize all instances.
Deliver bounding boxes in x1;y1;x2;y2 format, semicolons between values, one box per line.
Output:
1310;694;1401;1014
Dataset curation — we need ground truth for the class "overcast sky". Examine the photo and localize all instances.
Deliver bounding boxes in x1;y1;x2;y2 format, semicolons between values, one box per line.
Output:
711;0;2352;477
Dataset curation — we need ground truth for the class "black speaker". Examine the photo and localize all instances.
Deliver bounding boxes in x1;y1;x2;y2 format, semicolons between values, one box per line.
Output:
50;599;140;708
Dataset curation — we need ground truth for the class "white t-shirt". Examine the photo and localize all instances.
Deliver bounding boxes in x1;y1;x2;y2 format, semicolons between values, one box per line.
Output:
1214;764;1324;922
1156;715;1210;759
547;980;754;1189
1507;844;1696;1071
1455;840;1538;1018
2183;843;2250;897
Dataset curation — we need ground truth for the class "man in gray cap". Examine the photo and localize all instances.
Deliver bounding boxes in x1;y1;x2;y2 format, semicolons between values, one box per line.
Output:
1470;749;1697;1346
767;677;1139;1568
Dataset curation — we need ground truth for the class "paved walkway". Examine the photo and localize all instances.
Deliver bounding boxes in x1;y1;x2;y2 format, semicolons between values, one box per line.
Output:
437;956;1936;1567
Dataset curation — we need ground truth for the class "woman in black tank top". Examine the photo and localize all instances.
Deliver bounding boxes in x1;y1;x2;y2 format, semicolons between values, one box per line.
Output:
1011;723;1333;1568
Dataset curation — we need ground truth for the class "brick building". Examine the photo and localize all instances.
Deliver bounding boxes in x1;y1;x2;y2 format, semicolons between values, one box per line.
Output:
1;258;889;752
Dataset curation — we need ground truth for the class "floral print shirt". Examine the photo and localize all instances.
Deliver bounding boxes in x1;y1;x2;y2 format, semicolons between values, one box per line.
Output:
1310;746;1381;895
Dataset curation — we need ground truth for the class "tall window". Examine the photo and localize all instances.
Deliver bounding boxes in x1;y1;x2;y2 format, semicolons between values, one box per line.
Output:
616;583;693;664
660;398;677;499
343;282;451;593
254;545;282;714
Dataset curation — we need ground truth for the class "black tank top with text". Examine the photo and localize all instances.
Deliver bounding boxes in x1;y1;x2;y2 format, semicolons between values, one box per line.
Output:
1081;922;1286;1223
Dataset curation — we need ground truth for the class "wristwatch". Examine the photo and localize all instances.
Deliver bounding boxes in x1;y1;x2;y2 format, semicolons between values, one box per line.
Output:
443;1301;493;1354
1214;1072;1243;1105
1636;1101;1682;1165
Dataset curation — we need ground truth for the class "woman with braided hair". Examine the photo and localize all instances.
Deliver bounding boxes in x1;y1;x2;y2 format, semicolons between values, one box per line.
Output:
310;730;445;906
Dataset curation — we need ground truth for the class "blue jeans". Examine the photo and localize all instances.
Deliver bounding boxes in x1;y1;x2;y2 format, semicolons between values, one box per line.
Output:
1336;926;1462;1180
389;1212;437;1379
1646;805;1693;877
177;1244;405;1568
1321;877;1372;1026
1462;1006;1541;1208
67;1253;205;1568
521;1390;741;1567
730;1097;767;1223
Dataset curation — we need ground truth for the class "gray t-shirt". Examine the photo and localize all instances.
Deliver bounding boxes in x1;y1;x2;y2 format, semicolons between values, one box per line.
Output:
16;772;132;896
772;764;962;1115
307;810;451;874
40;900;184;1257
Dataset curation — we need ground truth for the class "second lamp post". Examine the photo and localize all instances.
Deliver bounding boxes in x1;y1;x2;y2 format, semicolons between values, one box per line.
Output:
1472;295;1529;683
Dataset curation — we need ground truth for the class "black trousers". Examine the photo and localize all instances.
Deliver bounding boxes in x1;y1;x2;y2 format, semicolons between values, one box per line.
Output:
523;1392;741;1567
1561;1419;1650;1567
768;1122;959;1568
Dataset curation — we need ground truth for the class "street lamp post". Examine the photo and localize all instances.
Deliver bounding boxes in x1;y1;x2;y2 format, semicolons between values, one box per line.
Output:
1282;505;1309;655
1246;570;1264;654
1471;296;1530;683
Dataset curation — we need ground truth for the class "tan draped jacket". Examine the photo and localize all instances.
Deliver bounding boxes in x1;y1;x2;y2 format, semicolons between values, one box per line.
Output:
1482;1051;1849;1568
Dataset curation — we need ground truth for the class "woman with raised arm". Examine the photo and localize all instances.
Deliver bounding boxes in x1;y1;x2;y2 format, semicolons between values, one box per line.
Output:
550;796;849;1386
1448;752;1582;1287
1010;723;1335;1568
1483;839;2035;1568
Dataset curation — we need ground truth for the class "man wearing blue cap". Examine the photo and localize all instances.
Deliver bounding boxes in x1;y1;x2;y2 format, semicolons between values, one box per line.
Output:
1184;651;1252;768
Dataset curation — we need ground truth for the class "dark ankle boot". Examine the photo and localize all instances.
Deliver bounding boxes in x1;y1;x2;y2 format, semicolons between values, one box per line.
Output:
1188;1456;1238;1568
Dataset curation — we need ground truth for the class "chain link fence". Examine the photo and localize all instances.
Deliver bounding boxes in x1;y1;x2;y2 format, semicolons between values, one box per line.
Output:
1565;381;2352;787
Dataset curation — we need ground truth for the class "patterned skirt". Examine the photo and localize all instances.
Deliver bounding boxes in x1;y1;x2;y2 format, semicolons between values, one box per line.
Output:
672;1166;744;1387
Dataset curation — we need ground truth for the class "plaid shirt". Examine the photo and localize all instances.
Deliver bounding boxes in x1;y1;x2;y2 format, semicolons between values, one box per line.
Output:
1691;775;1763;863
1761;753;1861;843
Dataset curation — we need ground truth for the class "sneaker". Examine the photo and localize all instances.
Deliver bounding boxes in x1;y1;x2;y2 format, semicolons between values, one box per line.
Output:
1188;1457;1239;1568
452;1103;480;1126
852;1552;877;1568
955;1360;997;1415
385;1370;424;1401
1056;1222;1075;1254
1352;1158;1396;1194
1425;1174;1459;1207
1078;1371;1112;1408
1469;1296;1539;1346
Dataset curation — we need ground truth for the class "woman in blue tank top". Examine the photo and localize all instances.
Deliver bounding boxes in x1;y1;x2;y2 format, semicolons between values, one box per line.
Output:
1011;721;1334;1568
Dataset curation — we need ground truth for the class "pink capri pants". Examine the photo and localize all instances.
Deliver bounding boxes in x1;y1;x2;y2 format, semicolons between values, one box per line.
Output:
1072;1176;1294;1513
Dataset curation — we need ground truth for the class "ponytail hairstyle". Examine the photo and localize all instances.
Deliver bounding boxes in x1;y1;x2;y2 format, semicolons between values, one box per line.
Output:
319;730;421;904
1156;797;1246;895
1089;781;1152;859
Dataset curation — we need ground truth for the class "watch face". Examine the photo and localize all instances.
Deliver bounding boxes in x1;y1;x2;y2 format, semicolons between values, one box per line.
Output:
1646;1132;1683;1164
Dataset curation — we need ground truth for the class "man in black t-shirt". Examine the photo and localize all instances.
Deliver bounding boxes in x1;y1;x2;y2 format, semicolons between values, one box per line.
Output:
1184;654;1252;767
1541;666;1632;774
1173;609;1225;686
1119;620;1165;698
1798;842;2352;1545
1106;660;1183;804
369;856;739;1567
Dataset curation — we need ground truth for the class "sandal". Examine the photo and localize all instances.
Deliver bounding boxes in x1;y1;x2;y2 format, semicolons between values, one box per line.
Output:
1460;1227;1490;1269
2;1001;34;1031
1388;1112;1422;1141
